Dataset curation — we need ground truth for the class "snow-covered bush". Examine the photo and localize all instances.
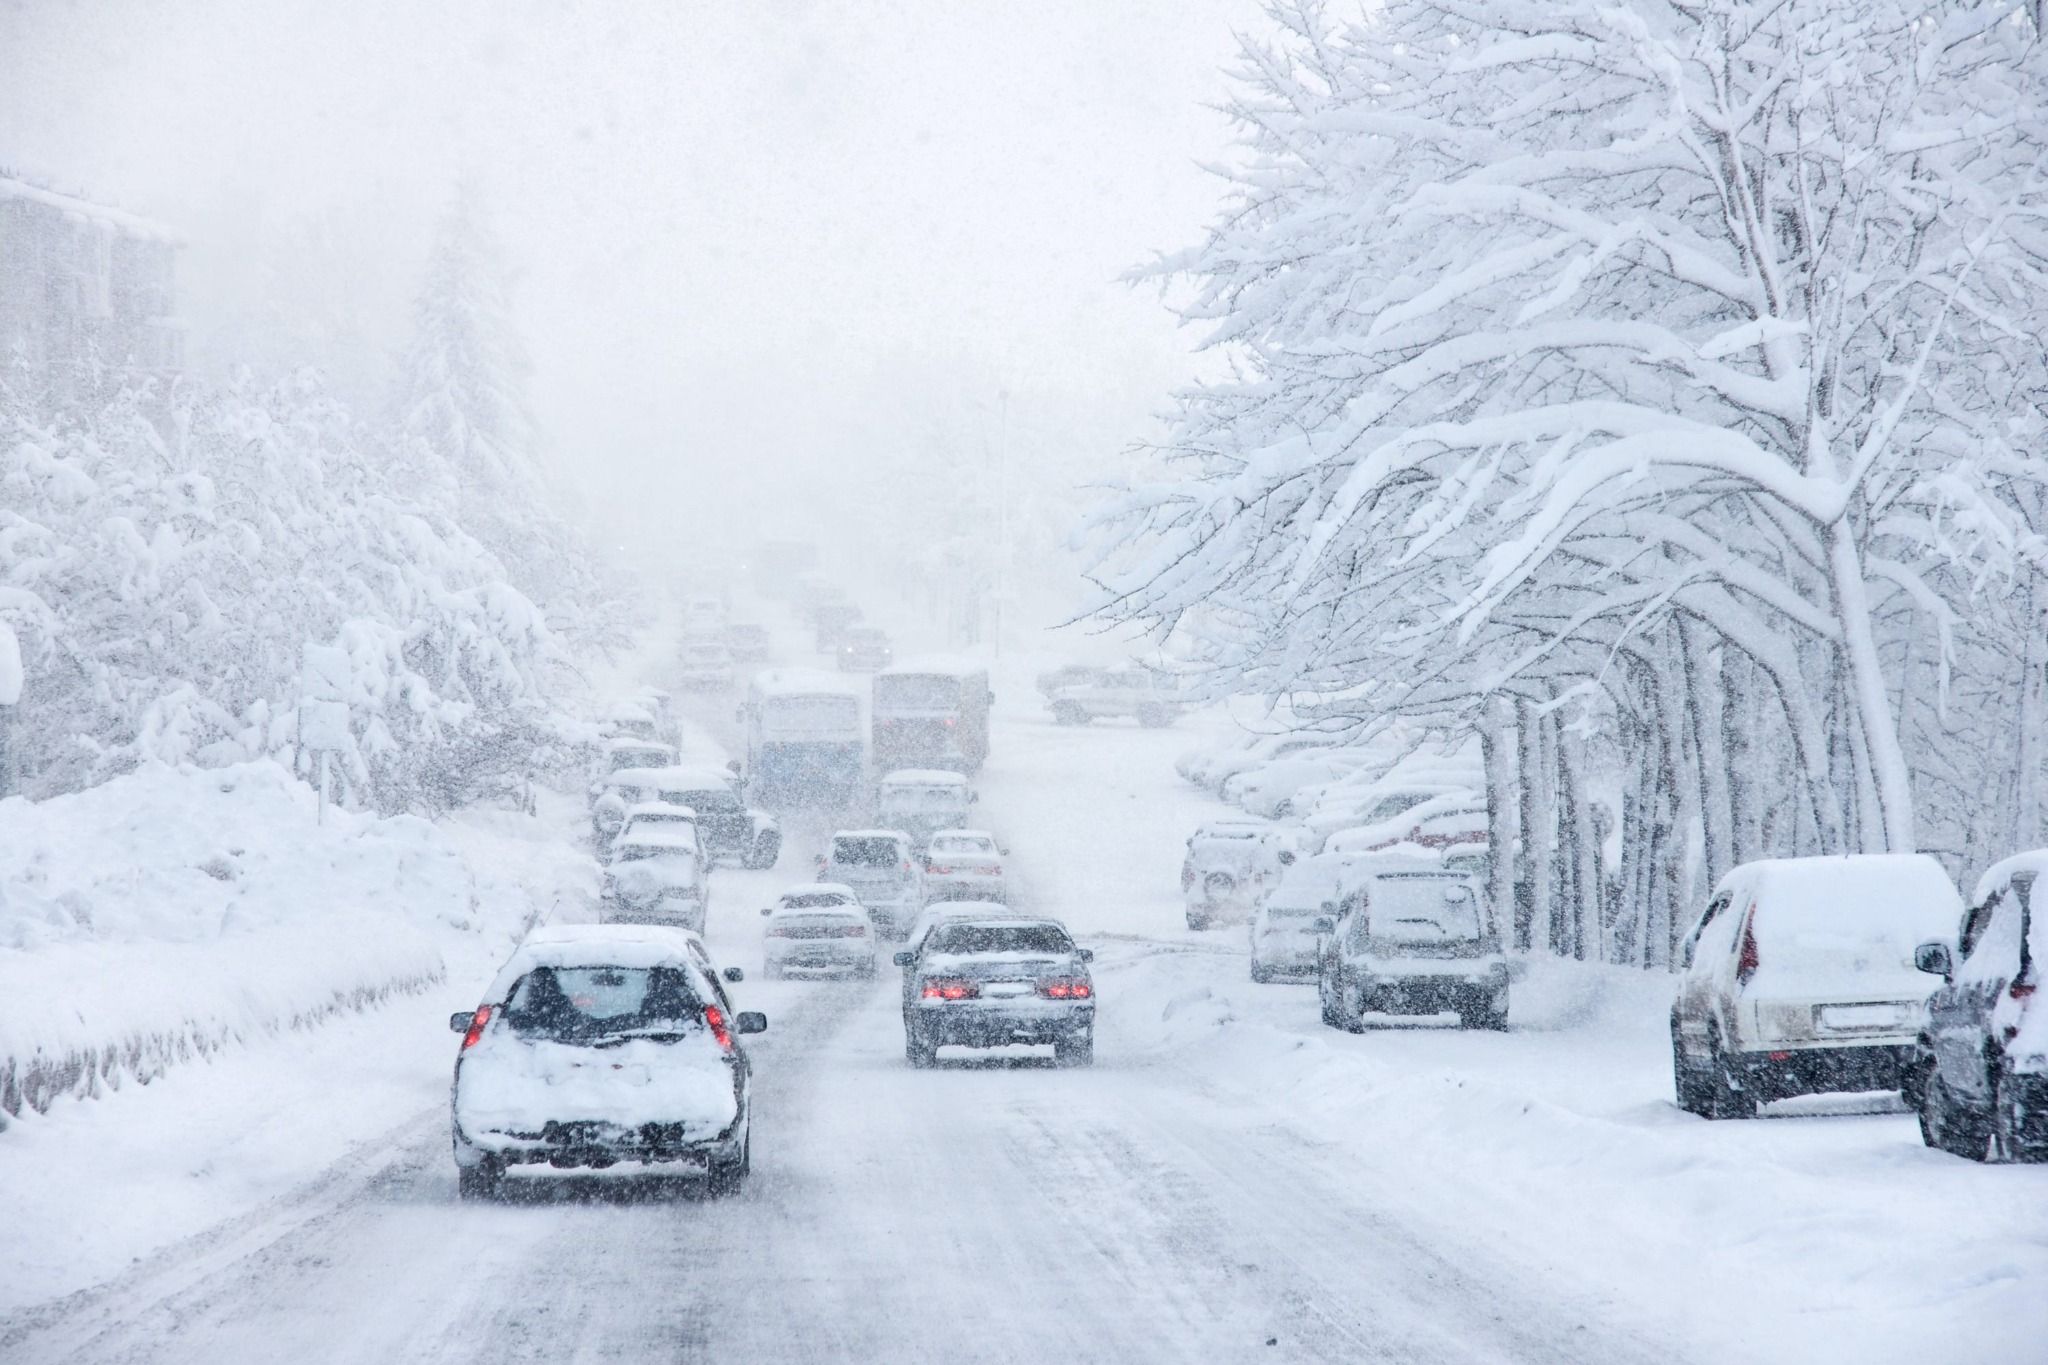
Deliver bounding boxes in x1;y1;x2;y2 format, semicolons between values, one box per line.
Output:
1094;0;2048;962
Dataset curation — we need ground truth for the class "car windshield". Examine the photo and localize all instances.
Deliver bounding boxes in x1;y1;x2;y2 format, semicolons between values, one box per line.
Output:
1365;875;1484;943
874;675;961;708
926;923;1072;955
833;837;903;867
502;965;703;1040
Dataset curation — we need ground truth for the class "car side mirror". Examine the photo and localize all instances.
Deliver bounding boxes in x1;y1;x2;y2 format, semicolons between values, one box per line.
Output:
449;1011;475;1034
1914;941;1953;979
1076;947;1094;963
999;846;1011;857
892;950;915;967
723;966;745;983
760;906;774;917
735;1011;768;1035
1279;850;1296;866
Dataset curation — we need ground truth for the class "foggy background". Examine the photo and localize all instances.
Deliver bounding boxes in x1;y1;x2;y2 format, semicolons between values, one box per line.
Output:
0;0;1258;630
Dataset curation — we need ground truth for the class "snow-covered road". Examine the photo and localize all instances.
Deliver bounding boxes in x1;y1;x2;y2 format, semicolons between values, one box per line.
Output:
3;653;2042;1364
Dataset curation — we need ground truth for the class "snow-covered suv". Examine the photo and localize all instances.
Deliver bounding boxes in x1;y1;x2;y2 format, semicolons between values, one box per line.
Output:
1314;857;1508;1029
819;830;922;937
1911;850;2047;1161
1671;854;1960;1119
449;925;764;1198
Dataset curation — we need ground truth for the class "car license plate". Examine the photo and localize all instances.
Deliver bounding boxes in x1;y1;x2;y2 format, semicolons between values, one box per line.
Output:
1819;1003;1907;1031
983;981;1032;998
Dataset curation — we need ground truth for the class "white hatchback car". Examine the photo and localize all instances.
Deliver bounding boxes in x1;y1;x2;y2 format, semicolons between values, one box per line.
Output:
922;829;1008;903
449;925;764;1198
761;883;877;978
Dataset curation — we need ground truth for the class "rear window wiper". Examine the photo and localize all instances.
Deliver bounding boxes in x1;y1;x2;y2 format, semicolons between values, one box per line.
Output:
588;1025;697;1047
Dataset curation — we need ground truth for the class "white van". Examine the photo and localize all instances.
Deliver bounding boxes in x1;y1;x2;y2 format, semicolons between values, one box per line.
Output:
1670;854;1961;1118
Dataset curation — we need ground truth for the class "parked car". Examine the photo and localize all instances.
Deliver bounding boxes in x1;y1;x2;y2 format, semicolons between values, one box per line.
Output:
1314;856;1509;1030
1303;778;1482;851
874;768;975;851
922;829;1008;903
1035;662;1109;698
1225;750;1373;819
1180;732;1331;793
1911;850;2047;1161
1321;793;1489;857
661;765;780;870
760;884;877;979
602;827;709;931
1250;852;1378;983
818;829;923;937
1046;664;1186;727
836;625;894;672
723;621;772;664
448;924;763;1198
1670;854;1961;1119
1182;818;1300;929
894;914;1096;1067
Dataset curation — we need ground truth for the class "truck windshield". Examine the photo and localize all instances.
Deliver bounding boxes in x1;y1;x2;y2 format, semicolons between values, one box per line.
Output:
763;696;860;733
875;675;961;709
502;965;704;1041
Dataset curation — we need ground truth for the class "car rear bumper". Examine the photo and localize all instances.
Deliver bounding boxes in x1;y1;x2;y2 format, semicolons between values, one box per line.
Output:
911;999;1093;1047
1734;1044;1914;1101
456;1115;743;1172
768;943;875;972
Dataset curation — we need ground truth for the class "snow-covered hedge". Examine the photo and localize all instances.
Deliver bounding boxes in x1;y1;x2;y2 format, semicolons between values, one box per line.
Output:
0;761;473;1118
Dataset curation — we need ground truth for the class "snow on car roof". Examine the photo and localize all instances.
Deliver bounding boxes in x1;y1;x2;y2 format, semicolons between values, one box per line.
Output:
1353;852;1462;877
832;828;912;842
751;669;864;698
879;768;969;786
1716;854;1962;929
1972;848;2048;904
776;882;858;901
485;925;711;999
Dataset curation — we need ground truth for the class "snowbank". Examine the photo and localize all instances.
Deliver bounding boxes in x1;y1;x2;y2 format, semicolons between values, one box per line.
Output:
0;761;473;1118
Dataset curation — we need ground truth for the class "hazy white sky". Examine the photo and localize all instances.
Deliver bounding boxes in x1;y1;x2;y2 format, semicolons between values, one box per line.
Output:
1;0;1259;585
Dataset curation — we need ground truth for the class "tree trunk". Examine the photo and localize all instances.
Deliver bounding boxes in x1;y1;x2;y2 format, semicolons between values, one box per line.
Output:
1826;520;1917;849
1481;696;1519;943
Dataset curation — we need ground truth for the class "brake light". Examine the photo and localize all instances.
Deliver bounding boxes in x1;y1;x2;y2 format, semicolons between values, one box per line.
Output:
1737;907;1760;985
461;1005;492;1049
2012;982;2037;999
705;1005;734;1052
921;978;978;1000
929;864;954;875
1040;979;1093;1000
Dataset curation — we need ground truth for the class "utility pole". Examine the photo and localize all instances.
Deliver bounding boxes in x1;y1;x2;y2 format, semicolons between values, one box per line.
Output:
994;387;1010;659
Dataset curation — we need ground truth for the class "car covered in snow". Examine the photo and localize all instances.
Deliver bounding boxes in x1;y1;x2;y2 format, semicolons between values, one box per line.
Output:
588;763;709;846
1045;663;1186;728
1181;818;1300;929
1911;850;2047;1161
1314;857;1508;1030
1670;854;1961;1119
448;924;763;1198
1176;732;1329;793
836;625;894;672
676;638;736;691
658;765;780;870
1223;748;1377;819
722;621;771;663
602;827;709;931
610;802;702;863
818;829;922;937
921;829;1008;903
874;768;975;851
760;883;876;979
894;914;1096;1067
1250;851;1378;983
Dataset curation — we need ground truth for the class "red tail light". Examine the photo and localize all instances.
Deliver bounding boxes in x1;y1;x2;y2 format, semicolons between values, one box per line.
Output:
766;927;794;938
839;923;867;938
1039;979;1093;1000
1736;908;1760;985
921;978;979;1001
929;864;954;875
461;1005;493;1049
2011;982;2037;999
705;1005;734;1052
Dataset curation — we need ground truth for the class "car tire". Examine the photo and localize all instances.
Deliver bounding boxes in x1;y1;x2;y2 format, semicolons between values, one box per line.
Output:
1460;995;1508;1031
1186;910;1212;931
1672;1026;1712;1115
1053;701;1088;726
1991;1064;2047;1163
1250;958;1273;984
457;1158;502;1202
1919;1070;1990;1158
1704;1033;1756;1120
905;1026;937;1069
1055;1032;1095;1068
708;1133;751;1197
1318;969;1340;1028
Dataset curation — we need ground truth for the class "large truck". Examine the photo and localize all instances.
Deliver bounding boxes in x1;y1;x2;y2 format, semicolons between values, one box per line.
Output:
871;660;993;776
740;670;866;809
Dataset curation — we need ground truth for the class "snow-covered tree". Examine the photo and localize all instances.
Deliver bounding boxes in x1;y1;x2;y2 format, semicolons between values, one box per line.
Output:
1094;0;2048;962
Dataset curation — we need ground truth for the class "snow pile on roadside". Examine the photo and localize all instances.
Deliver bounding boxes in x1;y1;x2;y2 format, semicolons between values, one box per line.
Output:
0;761;473;1117
1095;946;2048;1365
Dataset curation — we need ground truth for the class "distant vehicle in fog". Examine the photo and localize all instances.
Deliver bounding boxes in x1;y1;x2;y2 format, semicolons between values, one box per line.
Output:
1182;818;1299;930
1314;857;1509;1031
922;829;1008;903
676;638;736;691
449;925;762;1199
871;660;992;775
589;763;711;845
837;625;894;672
1670;854;1960;1120
723;621;772;663
603;736;677;775
1913;850;2047;1161
1045;664;1186;728
1035;662;1109;698
812;600;863;654
656;765;780;870
681;595;726;634
760;884;876;979
602;827;710;931
874;768;975;852
818;829;922;938
1250;852;1379;983
895;914;1096;1068
740;671;865;808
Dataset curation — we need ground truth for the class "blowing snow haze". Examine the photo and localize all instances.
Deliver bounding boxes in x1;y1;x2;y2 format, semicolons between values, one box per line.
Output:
4;3;2048;1364
0;0;1246;605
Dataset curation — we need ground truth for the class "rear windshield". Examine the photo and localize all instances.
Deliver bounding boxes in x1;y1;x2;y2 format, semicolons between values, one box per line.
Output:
782;893;856;909
926;923;1072;955
503;965;704;1040
1365;875;1484;944
833;837;903;867
615;840;694;862
875;675;961;709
